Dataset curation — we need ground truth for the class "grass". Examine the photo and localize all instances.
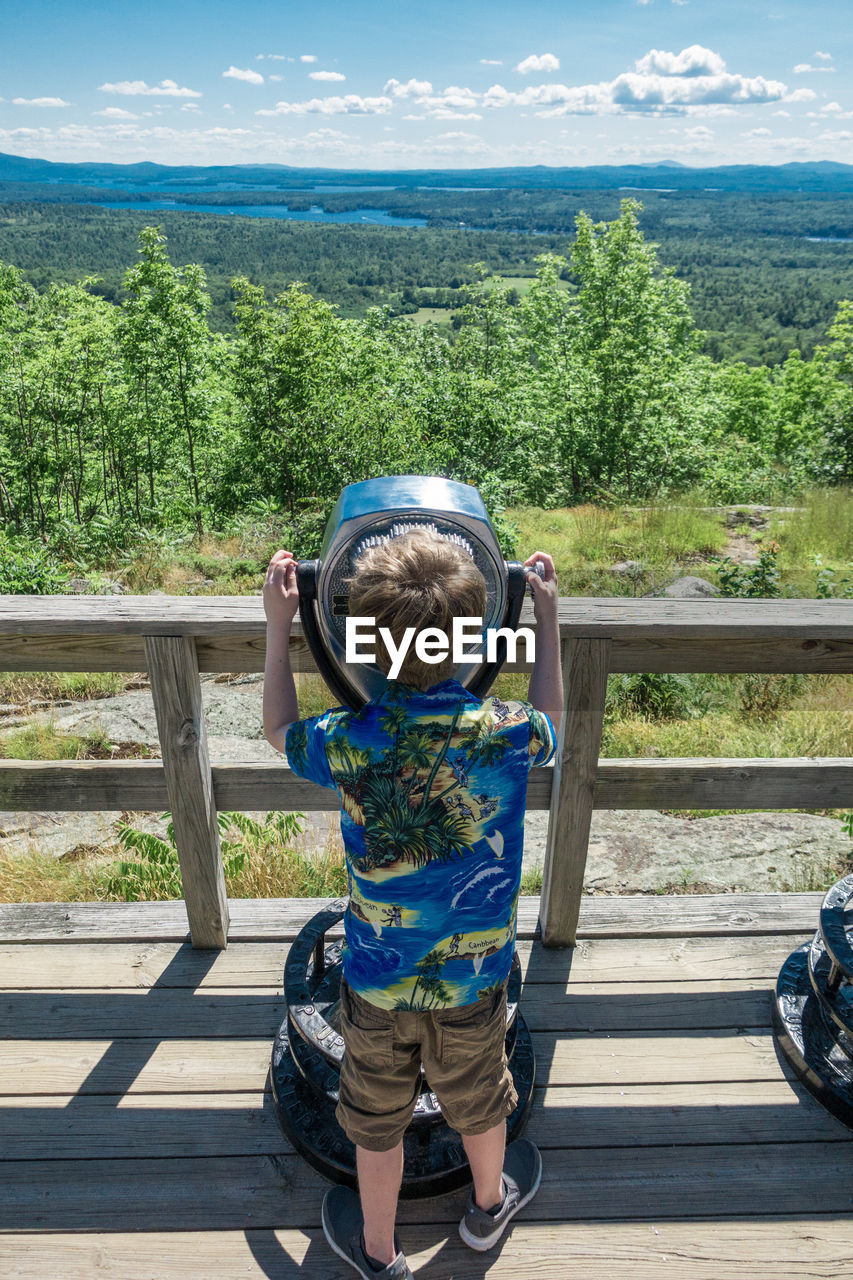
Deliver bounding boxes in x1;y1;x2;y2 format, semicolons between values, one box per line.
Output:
509;501;727;595
768;486;853;568
0;811;347;904
48;484;852;602
0;671;130;706
0;721;156;760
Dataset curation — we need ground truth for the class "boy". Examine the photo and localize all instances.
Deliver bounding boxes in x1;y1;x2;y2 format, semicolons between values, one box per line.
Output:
263;530;562;1279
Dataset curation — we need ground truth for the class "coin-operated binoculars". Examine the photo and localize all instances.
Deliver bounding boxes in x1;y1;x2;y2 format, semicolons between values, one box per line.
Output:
270;476;538;1195
295;474;530;710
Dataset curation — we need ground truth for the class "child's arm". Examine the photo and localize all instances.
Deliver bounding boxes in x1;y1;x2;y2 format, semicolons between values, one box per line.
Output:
263;549;300;754
524;551;563;732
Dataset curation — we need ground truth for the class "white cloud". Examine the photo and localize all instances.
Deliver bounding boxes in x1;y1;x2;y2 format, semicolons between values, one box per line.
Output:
480;59;502;66
269;75;283;82
12;96;71;107
256;94;392;116
794;63;835;74
383;78;479;117
784;87;817;102
309;71;346;82
300;54;318;63
515;53;560;75
98;79;202;98
684;125;714;140
223;103;234;111
809;102;853;119
181;103;201;112
635;45;725;76
93;106;140;119
384;78;433;98
223;66;264;84
483;47;788;117
743;126;772;137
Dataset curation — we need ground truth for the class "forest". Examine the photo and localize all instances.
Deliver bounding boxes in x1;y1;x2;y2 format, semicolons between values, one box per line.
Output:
1;196;852;575
2;185;853;364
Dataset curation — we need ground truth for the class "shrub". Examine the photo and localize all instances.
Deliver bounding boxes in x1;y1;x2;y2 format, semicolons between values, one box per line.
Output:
605;672;712;722
0;535;68;594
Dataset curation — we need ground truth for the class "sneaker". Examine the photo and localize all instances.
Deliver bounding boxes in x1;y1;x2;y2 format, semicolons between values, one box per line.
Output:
458;1138;542;1252
321;1185;414;1279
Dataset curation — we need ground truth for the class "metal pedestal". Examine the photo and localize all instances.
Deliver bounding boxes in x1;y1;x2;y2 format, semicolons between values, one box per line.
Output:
271;900;536;1197
773;872;853;1127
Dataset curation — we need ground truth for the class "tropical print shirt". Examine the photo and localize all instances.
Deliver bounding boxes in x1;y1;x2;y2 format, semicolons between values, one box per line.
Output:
285;677;556;1010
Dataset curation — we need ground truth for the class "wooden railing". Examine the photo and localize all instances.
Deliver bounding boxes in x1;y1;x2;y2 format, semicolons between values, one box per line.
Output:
1;594;852;949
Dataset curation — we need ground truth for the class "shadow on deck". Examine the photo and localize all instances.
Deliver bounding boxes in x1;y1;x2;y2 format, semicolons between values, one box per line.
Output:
1;893;852;1279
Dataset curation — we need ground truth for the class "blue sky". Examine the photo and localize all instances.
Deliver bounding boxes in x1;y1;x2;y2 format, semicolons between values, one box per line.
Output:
1;0;850;169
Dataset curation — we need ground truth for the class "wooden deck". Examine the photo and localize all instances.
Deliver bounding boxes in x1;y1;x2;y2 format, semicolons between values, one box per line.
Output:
1;893;852;1278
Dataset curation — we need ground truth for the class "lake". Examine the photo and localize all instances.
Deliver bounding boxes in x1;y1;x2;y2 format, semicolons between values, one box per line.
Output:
90;200;427;227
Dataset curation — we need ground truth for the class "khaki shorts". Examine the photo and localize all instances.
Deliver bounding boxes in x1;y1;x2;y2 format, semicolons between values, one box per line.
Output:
335;978;518;1152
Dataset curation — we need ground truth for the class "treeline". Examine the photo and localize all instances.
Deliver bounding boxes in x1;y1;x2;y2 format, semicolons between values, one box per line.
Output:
1;199;852;557
2;189;853;363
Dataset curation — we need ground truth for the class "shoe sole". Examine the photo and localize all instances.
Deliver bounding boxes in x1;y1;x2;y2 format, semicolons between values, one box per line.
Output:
321;1197;372;1280
457;1156;543;1252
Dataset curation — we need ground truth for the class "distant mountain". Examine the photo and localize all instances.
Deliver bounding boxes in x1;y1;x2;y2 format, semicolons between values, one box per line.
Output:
1;152;852;193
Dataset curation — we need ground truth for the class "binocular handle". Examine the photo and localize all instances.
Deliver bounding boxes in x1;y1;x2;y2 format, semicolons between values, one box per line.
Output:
297;560;365;711
465;561;528;700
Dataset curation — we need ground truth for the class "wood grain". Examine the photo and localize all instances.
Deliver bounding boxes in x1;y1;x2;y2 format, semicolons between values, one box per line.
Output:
541;637;611;947
3;1221;853;1280
0;893;823;943
144;636;229;949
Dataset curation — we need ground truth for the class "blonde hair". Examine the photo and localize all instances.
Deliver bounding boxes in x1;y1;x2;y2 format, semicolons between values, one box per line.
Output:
347;529;487;690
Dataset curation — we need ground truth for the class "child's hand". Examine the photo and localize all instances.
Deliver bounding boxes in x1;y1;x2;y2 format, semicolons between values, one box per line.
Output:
263;550;299;628
524;552;559;622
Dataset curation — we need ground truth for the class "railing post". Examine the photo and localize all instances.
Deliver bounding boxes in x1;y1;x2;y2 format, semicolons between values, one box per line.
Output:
144;634;229;949
540;636;611;948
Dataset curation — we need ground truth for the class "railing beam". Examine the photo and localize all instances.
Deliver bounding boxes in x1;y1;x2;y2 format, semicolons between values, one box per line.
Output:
540;637;611;948
144;635;229;949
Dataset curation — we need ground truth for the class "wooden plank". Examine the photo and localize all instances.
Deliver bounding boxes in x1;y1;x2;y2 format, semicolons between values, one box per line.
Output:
0;760;170;810
2;755;851;812
0;1092;292;1160
594;757;853;809
5;631;853;675
144;636;229;950
4;1080;847;1162
541;637;611;947
0;894;824;944
0;935;799;990
3;1222;853;1280
610;635;853;673
2;1141;853;1230
0;979;777;1041
0;1029;791;1096
2;594;853;636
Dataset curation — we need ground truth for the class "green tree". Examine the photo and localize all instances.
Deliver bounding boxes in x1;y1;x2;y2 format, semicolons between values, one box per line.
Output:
121;227;225;533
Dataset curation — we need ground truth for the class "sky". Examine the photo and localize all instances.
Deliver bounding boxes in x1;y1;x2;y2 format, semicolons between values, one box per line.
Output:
0;0;851;170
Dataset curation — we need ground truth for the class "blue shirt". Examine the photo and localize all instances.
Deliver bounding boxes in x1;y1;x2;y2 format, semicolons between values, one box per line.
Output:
285;677;556;1010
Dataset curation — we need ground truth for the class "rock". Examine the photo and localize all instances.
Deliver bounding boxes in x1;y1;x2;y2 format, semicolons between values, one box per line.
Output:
723;506;773;528
0;810;170;862
610;560;646;576
68;577;91;594
520;809;851;894
661;575;720;598
108;582;127;594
